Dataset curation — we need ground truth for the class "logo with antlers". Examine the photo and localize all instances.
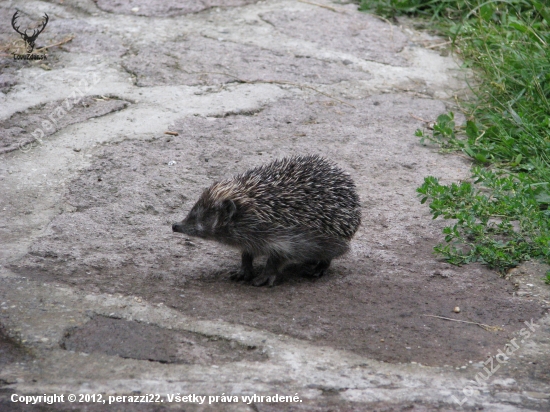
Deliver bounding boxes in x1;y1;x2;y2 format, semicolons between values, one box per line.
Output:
11;11;49;54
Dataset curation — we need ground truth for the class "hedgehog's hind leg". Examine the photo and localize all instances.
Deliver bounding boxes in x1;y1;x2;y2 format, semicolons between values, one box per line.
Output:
299;259;331;278
252;255;284;287
312;259;331;278
230;251;255;281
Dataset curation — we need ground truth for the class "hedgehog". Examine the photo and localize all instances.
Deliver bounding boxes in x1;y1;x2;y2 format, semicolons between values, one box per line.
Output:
172;154;361;286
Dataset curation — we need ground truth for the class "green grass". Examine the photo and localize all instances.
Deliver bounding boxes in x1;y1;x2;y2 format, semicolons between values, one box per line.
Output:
359;0;550;279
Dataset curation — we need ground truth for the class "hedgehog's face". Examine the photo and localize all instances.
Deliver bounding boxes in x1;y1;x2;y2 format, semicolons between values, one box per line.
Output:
172;195;237;241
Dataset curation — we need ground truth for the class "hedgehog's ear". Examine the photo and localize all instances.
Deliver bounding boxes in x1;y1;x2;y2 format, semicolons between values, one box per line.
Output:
220;199;237;222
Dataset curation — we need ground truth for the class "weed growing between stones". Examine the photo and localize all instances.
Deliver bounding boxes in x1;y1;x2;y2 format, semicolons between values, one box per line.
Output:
360;1;550;278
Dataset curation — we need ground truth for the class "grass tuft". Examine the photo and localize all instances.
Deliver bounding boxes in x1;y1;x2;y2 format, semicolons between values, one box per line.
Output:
360;0;550;277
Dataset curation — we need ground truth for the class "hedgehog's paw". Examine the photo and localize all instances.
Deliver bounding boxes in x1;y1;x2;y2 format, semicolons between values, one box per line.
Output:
229;267;254;282
251;273;277;287
229;270;243;281
311;260;331;278
298;260;331;278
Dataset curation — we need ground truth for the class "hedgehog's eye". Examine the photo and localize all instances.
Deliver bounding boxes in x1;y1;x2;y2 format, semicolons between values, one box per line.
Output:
185;206;200;223
193;205;204;217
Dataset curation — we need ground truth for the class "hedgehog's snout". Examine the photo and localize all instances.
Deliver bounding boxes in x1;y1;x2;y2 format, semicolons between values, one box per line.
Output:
172;217;203;237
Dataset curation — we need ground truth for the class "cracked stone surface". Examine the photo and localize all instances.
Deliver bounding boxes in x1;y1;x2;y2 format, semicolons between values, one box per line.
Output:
60;316;268;365
121;34;374;87
0;96;129;154
0;0;549;411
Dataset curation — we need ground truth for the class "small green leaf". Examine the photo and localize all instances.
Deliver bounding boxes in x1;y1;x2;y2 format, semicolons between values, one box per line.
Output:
463;145;475;158
509;21;528;33
480;4;493;21
436;113;453;126
465;120;479;139
534;4;550;25
474;153;488;163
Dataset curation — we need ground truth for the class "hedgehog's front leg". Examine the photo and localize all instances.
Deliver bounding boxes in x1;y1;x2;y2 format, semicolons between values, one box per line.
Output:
230;251;255;281
252;255;284;287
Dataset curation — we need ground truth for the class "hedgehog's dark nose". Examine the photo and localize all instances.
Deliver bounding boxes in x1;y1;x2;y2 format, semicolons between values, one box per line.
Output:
172;223;182;233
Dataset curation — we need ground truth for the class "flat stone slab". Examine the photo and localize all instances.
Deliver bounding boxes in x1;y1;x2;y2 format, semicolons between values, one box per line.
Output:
61;315;266;364
0;97;129;154
121;34;373;87
95;0;259;17
259;8;409;66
